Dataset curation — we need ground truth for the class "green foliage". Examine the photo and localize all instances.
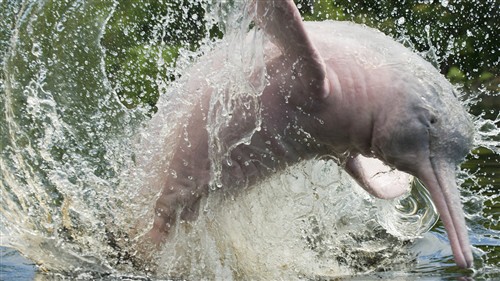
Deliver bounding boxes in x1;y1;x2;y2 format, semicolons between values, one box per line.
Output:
106;43;179;110
101;0;211;111
447;66;466;84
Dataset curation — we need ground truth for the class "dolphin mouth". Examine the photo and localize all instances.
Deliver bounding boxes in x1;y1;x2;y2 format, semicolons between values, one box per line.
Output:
418;161;473;268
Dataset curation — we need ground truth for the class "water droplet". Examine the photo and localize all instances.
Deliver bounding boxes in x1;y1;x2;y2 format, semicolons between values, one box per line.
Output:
56;22;64;32
170;170;177;178
158;56;165;67
424;24;430;34
31;43;42;57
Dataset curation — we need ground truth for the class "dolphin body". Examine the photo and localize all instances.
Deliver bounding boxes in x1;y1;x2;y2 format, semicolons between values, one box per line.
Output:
140;0;474;269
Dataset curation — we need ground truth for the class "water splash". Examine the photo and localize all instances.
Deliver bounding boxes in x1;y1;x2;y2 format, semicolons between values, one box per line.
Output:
0;0;498;280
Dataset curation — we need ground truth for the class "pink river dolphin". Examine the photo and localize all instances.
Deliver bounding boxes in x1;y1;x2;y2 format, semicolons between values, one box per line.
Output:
139;0;475;269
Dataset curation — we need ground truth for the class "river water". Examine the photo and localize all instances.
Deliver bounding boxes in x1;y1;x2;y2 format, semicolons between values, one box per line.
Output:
1;1;498;280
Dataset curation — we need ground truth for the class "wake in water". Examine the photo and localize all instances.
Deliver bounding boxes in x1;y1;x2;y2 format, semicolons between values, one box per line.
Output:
1;0;498;280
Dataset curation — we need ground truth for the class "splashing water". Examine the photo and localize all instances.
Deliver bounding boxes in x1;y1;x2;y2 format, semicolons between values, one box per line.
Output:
1;0;498;280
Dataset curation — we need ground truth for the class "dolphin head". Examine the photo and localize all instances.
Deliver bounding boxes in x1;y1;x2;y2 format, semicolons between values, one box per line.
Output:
371;71;475;268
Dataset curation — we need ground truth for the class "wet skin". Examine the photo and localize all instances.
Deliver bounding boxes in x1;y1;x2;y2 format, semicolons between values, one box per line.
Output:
141;0;475;269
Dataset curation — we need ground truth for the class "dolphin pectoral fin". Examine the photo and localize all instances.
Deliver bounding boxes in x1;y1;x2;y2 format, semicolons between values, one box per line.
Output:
252;0;329;98
418;161;473;268
345;155;412;199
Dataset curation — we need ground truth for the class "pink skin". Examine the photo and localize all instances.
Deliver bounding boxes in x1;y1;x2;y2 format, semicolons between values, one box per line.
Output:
142;0;474;269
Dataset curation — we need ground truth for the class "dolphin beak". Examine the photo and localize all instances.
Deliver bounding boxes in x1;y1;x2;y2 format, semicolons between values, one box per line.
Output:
418;160;473;268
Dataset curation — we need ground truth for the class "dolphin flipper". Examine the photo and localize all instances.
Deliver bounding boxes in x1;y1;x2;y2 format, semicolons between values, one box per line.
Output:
252;0;330;98
345;155;411;199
